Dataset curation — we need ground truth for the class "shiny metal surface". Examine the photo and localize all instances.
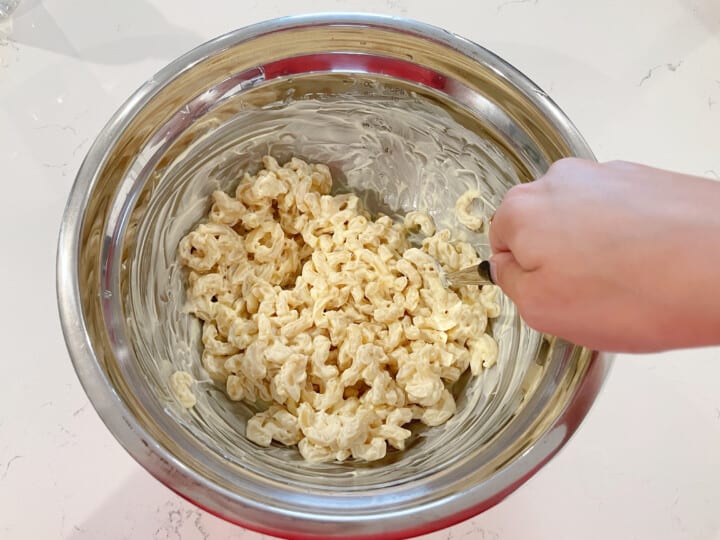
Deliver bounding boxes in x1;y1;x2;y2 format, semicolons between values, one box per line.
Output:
445;261;495;287
57;13;610;540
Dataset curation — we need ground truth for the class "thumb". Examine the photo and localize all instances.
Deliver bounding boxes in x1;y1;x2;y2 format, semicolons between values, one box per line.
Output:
489;251;527;302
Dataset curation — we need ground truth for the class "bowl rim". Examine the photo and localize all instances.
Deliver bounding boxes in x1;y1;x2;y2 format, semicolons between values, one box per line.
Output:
56;12;611;540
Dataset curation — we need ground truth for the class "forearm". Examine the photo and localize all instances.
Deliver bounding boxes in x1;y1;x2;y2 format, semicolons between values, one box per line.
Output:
654;170;720;348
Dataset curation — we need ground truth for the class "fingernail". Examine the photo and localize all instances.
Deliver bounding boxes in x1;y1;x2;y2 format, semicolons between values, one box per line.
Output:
489;258;498;284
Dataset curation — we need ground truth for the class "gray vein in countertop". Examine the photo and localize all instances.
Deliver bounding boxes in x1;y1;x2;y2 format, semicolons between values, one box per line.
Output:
152;501;216;540
674;514;687;533
153;507;182;540
497;0;537;12
73;137;91;158
73;402;89;416
190;509;210;540
59;425;79;448
385;0;409;14
0;455;23;480
34;123;78;136
60;426;77;438
70;108;91;122
709;97;716;109
35;125;87;172
638;61;683;86
42;162;69;176
668;487;680;511
441;521;501;540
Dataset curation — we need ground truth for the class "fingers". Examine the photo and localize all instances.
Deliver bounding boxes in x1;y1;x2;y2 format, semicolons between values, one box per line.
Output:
488;197;513;254
488;214;508;254
489;182;535;255
489;251;527;302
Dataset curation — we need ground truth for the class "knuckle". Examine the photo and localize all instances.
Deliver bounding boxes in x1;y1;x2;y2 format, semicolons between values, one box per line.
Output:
604;159;637;171
604;159;630;166
493;187;528;241
548;156;583;174
542;157;599;188
494;215;522;248
545;157;598;181
495;185;540;243
499;184;531;215
488;223;501;250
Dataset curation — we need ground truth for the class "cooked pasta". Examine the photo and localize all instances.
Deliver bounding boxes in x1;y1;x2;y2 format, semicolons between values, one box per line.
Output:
170;371;197;408
455;189;485;231
177;156;499;462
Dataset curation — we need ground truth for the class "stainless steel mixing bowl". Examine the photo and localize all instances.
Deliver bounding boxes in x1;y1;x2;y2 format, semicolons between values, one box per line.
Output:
57;13;610;540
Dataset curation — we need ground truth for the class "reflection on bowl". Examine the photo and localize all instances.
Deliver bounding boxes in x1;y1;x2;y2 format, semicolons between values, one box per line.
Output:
57;13;610;540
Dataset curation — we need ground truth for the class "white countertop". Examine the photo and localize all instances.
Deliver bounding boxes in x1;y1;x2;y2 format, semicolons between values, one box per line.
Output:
1;1;719;539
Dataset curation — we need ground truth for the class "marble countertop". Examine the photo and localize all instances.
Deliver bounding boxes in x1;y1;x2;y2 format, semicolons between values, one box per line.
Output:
1;0;719;539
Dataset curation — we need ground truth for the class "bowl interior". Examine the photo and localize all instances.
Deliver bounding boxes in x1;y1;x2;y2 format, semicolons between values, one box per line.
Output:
123;72;544;488
67;16;600;537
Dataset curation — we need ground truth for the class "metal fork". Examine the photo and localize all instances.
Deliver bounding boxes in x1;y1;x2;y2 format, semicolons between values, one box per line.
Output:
441;260;494;287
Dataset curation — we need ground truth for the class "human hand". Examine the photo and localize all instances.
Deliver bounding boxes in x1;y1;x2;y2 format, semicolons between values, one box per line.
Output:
489;158;720;352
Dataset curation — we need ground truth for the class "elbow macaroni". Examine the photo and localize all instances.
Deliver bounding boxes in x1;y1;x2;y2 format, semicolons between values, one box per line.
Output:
170;371;197;408
177;156;499;462
455;189;485;231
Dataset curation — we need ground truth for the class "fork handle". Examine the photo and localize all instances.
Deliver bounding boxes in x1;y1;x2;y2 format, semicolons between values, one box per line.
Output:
445;260;494;286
